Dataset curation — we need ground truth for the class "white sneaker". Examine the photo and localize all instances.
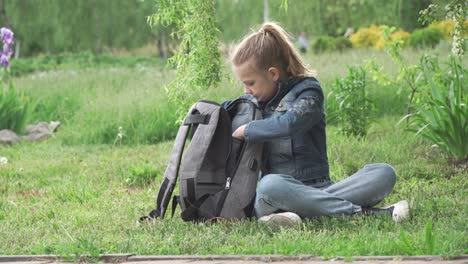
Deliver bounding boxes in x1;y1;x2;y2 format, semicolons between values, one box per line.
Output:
258;212;302;228
382;200;410;223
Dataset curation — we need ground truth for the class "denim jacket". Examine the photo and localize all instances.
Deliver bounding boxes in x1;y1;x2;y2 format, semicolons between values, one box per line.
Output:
222;77;330;185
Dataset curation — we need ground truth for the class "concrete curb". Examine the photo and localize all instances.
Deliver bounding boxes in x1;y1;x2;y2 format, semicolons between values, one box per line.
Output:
0;254;466;263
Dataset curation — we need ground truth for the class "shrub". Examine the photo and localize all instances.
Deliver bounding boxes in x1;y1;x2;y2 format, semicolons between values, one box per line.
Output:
334;37;353;52
429;20;468;40
0;27;34;134
429;20;456;40
408;28;444;49
375;30;410;50
402;55;467;162
330;65;373;137
0;85;33;133
312;36;335;54
312;36;352;54
349;25;382;48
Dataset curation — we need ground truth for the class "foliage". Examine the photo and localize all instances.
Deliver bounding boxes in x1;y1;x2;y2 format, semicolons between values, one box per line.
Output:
374;29;410;50
330;66;373;137
312;36;335;54
315;36;352;53
273;0;430;37
9;52;165;77
378;26;426;119
408;27;444;48
419;0;467;56
349;25;383;49
312;36;352;54
0;0;445;56
0;83;32;133
3;0;161;56
0;27;33;134
401;55;467;162
147;0;222;122
16;48;431;146
429;20;456;39
380;27;467;161
350;25;412;50
333;37;353;52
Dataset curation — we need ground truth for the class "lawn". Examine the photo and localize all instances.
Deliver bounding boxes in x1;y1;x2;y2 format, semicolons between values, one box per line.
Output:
0;44;466;258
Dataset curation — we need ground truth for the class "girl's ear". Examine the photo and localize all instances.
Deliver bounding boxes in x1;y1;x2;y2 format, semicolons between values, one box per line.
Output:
267;66;280;82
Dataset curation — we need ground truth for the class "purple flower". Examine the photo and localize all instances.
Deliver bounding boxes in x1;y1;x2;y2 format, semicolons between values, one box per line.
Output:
1;54;9;67
0;27;13;42
3;43;12;56
0;27;14;68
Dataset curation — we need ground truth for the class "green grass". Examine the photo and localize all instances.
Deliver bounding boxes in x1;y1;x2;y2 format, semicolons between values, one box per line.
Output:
0;117;466;257
14;46;451;145
0;45;466;258
9;52;167;77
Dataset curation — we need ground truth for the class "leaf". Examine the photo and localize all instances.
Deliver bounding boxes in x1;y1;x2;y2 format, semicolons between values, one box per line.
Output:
424;220;436;255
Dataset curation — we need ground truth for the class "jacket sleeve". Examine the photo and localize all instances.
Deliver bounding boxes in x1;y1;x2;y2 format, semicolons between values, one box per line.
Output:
244;89;324;142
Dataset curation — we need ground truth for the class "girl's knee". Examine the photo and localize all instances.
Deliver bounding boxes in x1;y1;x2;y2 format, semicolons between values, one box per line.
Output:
376;163;397;188
257;174;288;197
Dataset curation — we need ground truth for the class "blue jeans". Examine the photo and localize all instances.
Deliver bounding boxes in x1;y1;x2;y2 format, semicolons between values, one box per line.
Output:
254;163;397;218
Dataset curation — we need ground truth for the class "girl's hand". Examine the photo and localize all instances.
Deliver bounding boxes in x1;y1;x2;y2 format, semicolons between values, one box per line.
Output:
232;124;246;140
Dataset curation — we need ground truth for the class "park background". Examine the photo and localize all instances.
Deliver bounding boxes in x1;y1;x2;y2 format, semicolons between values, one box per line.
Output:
0;0;466;260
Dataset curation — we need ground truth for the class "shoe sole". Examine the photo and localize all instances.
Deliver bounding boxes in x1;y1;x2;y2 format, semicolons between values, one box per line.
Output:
258;214;301;228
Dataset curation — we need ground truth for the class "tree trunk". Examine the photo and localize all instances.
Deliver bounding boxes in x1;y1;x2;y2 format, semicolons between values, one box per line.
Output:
263;0;269;22
0;0;10;26
92;0;102;53
15;40;19;58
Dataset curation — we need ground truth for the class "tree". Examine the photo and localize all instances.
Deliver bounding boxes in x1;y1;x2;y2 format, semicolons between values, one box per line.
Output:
148;0;222;121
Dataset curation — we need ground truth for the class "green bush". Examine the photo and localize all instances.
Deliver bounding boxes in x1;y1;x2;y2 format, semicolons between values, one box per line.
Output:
402;55;467;162
0;84;33;134
312;36;336;54
408;28;444;49
334;37;353;52
312;36;352;54
330;66;373;137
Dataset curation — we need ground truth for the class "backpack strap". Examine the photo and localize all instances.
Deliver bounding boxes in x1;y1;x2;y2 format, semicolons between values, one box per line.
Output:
171;195;180;219
138;116;192;223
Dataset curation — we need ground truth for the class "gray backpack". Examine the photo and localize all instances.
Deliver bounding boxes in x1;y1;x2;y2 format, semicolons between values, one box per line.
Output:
140;98;263;222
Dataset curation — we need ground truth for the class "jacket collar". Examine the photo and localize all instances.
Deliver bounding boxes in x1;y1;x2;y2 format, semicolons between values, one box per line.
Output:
263;76;303;109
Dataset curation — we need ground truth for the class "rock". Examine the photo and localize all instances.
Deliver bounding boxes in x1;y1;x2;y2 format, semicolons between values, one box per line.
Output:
0;129;20;145
25;122;50;134
22;122;53;142
49;121;61;132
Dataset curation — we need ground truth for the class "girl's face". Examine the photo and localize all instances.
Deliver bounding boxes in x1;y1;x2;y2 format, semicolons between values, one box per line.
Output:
233;60;280;102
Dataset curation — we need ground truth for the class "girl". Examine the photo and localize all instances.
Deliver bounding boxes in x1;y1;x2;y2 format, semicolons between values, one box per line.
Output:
226;22;409;227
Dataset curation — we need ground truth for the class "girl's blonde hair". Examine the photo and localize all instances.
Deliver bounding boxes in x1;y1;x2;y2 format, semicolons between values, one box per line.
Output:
231;22;316;77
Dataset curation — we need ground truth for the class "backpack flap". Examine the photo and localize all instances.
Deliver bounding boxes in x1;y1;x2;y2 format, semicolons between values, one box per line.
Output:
179;101;231;221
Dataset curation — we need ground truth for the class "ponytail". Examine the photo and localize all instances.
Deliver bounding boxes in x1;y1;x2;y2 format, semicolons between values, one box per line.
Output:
231;22;316;77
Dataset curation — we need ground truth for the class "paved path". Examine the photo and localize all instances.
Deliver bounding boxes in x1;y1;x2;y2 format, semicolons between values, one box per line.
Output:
1;260;468;264
0;255;466;264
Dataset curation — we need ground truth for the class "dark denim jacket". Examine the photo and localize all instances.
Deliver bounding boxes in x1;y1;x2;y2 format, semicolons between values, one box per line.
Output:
222;77;330;185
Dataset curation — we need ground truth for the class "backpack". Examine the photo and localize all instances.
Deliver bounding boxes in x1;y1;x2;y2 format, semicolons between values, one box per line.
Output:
139;98;263;222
